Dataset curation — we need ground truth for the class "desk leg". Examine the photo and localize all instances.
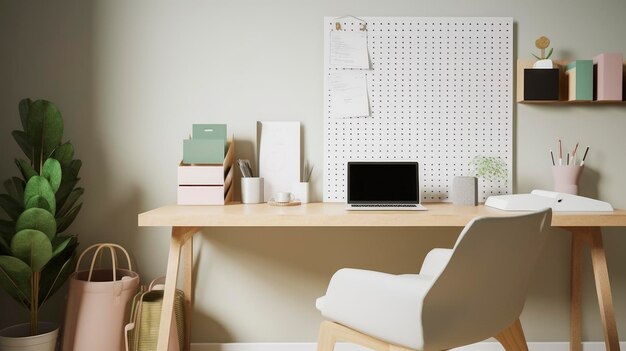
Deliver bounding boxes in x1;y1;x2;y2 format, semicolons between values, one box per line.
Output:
182;232;194;351
588;227;620;351
569;230;584;351
566;227;620;351
157;227;199;351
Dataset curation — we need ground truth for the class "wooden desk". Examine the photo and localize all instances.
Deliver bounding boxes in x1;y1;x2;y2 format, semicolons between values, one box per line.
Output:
138;203;626;351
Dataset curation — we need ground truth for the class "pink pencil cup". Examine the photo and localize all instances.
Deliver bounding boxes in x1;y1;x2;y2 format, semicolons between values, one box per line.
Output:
552;165;583;195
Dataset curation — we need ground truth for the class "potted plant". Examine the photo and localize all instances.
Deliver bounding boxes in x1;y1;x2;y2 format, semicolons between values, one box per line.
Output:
0;99;82;351
452;156;508;206
469;155;508;182
532;36;554;69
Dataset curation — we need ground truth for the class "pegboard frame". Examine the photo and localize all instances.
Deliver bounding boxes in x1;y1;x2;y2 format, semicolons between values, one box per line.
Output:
323;17;513;203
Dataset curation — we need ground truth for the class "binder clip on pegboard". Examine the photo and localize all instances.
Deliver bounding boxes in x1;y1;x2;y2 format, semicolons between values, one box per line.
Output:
334;15;367;31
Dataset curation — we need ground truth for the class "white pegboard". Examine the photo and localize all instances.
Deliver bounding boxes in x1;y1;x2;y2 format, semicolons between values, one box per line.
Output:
323;17;513;202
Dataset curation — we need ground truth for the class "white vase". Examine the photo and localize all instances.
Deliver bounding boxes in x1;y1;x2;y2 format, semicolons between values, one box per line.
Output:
533;59;554;69
293;182;310;203
452;176;478;206
0;322;58;351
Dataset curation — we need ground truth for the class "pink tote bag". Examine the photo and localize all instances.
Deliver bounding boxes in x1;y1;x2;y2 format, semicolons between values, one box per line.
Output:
62;243;140;351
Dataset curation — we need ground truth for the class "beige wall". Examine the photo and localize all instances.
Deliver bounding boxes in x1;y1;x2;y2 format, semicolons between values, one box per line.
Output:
1;0;626;343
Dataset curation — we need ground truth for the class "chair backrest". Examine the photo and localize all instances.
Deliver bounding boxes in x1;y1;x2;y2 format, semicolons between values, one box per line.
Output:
421;209;552;351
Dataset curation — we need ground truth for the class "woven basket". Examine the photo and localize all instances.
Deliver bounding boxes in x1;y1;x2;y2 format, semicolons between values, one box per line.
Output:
125;279;185;351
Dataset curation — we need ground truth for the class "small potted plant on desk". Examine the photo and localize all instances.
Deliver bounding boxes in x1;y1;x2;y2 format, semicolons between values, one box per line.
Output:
0;99;82;351
452;156;508;206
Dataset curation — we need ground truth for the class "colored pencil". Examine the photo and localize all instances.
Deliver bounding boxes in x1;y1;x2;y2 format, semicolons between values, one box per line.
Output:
580;146;590;166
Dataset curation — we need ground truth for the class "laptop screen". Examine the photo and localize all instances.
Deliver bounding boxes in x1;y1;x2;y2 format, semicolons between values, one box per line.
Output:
347;162;419;204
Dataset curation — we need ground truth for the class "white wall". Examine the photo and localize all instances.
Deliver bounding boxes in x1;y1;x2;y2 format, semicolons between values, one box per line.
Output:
1;0;626;343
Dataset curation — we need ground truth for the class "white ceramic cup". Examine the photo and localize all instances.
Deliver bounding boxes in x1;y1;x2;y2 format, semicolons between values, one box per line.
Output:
241;177;264;204
274;192;294;203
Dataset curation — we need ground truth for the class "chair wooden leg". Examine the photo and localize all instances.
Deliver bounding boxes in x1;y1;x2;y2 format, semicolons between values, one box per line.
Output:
317;321;414;351
317;321;338;351
494;319;529;351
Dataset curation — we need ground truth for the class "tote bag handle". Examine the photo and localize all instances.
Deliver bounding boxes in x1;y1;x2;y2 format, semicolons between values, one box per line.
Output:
76;243;133;282
148;277;166;291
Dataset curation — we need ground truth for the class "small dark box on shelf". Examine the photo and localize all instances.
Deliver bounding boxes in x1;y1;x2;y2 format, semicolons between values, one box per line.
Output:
524;68;560;100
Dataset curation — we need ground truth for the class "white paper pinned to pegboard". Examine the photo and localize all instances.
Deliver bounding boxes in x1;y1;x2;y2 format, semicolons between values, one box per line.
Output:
323;17;513;202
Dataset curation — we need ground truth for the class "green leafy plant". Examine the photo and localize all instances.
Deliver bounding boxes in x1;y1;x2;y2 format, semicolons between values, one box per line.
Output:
0;99;82;335
469;156;508;181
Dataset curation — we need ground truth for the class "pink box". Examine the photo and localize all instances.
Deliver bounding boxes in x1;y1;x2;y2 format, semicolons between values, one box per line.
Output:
177;185;226;205
178;163;227;185
593;53;623;101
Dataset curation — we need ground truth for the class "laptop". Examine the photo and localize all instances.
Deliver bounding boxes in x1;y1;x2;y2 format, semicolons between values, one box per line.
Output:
345;162;427;211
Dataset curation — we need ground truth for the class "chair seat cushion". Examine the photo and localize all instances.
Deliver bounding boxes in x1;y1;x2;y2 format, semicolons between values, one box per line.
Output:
316;268;435;350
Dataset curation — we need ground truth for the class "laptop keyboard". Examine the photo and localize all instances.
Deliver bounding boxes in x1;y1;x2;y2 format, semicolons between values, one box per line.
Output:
352;204;418;207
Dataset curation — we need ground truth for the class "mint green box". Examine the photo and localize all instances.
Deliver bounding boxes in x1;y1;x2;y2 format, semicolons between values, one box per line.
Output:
565;60;593;101
193;124;227;149
183;124;227;164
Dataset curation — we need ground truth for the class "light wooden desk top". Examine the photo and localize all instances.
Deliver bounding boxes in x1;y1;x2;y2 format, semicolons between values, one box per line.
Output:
138;203;626;228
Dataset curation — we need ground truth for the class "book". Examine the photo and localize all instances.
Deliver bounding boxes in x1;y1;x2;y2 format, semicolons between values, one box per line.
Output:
565;60;593;101
593;53;623;101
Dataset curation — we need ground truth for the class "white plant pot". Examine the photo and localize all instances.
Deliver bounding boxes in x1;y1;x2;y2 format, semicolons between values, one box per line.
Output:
533;59;554;69
0;322;59;351
293;182;310;204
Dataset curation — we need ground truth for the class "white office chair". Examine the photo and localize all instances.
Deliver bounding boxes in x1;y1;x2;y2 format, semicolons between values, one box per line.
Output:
316;209;552;351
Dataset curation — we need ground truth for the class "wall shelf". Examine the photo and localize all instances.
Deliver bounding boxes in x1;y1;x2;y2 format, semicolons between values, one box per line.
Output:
517;59;626;104
519;100;626;104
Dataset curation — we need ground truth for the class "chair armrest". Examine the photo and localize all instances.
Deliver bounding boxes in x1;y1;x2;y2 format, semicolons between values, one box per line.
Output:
419;248;453;277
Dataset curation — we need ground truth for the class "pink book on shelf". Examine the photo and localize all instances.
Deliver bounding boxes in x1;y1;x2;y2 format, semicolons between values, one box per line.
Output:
593;53;623;101
623;63;626;100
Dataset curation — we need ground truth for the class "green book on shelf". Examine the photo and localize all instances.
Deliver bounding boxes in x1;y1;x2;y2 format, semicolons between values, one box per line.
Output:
565;60;593;101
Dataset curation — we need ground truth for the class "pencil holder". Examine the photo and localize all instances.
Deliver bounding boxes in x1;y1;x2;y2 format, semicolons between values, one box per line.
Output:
241;177;264;204
552;165;583;195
